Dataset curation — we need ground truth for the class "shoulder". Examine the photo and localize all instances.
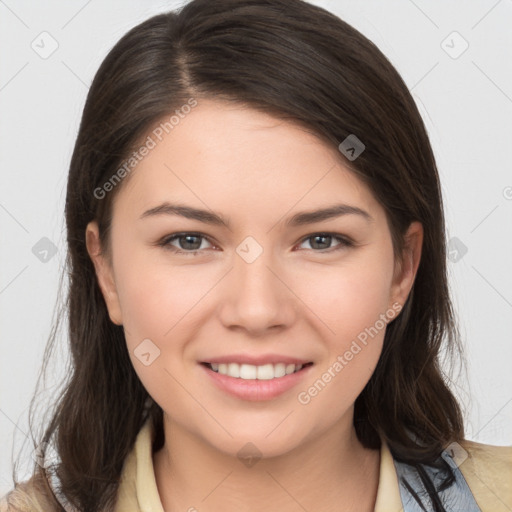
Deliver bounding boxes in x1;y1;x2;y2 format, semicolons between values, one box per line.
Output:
457;439;512;511
0;473;56;512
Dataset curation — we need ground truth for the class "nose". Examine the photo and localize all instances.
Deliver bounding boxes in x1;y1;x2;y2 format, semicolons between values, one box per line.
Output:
218;245;297;336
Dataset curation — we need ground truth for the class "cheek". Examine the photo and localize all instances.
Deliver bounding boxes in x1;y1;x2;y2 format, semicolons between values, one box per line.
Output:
333;267;392;342
290;251;393;407
113;247;212;344
112;254;207;413
294;275;390;424
291;252;394;344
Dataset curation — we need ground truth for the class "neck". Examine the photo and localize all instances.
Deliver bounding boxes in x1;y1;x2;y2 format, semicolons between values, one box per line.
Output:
153;413;380;512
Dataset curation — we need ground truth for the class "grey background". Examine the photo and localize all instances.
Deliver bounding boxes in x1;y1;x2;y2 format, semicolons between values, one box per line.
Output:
1;0;511;495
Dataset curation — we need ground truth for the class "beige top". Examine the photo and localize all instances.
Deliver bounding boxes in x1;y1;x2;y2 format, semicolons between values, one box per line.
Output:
2;418;511;511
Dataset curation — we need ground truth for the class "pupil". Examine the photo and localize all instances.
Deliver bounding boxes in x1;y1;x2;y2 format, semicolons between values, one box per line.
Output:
312;235;330;250
182;235;201;250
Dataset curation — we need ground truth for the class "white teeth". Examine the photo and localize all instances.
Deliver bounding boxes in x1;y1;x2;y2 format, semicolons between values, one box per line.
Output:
285;363;296;375
209;362;306;379
228;362;240;378
240;364;257;379
257;364;274;380
274;363;286;378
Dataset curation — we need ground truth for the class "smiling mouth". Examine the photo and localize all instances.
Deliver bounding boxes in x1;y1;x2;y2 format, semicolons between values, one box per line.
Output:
201;362;314;380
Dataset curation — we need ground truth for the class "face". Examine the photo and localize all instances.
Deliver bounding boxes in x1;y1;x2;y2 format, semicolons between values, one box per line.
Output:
87;98;422;458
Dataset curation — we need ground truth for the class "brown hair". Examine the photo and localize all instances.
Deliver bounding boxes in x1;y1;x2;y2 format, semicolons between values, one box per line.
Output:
6;0;465;510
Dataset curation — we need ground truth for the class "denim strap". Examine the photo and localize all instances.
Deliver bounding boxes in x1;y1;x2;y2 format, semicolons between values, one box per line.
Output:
393;449;482;511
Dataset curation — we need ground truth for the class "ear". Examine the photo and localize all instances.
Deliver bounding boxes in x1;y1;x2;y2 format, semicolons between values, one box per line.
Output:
388;221;423;310
85;221;123;325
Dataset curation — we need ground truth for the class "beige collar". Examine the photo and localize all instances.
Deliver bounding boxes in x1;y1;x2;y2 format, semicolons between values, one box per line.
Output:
116;418;403;511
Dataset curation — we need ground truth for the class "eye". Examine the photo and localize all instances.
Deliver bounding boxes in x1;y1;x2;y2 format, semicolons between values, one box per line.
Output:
156;231;354;256
157;232;215;256
296;233;354;252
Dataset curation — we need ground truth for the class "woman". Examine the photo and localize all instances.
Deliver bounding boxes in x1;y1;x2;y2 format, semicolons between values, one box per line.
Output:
2;0;510;511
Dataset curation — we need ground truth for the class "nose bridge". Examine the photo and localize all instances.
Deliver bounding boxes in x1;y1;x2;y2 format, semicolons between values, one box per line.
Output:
219;236;295;332
235;237;281;307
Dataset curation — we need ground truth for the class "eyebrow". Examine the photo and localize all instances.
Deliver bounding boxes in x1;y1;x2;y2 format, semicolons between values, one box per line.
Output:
140;202;373;228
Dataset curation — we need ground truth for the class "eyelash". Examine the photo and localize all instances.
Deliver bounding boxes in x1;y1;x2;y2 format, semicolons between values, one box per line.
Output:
156;232;355;256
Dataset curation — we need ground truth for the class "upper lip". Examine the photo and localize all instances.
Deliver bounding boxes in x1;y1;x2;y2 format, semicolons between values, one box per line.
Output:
201;354;313;366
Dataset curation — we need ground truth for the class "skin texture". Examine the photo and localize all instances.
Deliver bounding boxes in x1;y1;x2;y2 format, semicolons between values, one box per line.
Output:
86;99;423;512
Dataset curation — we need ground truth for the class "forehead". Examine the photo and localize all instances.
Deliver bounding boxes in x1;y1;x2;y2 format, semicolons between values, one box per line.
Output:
113;99;383;225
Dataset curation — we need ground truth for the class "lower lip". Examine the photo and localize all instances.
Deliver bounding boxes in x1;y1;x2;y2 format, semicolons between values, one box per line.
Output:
200;363;313;401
